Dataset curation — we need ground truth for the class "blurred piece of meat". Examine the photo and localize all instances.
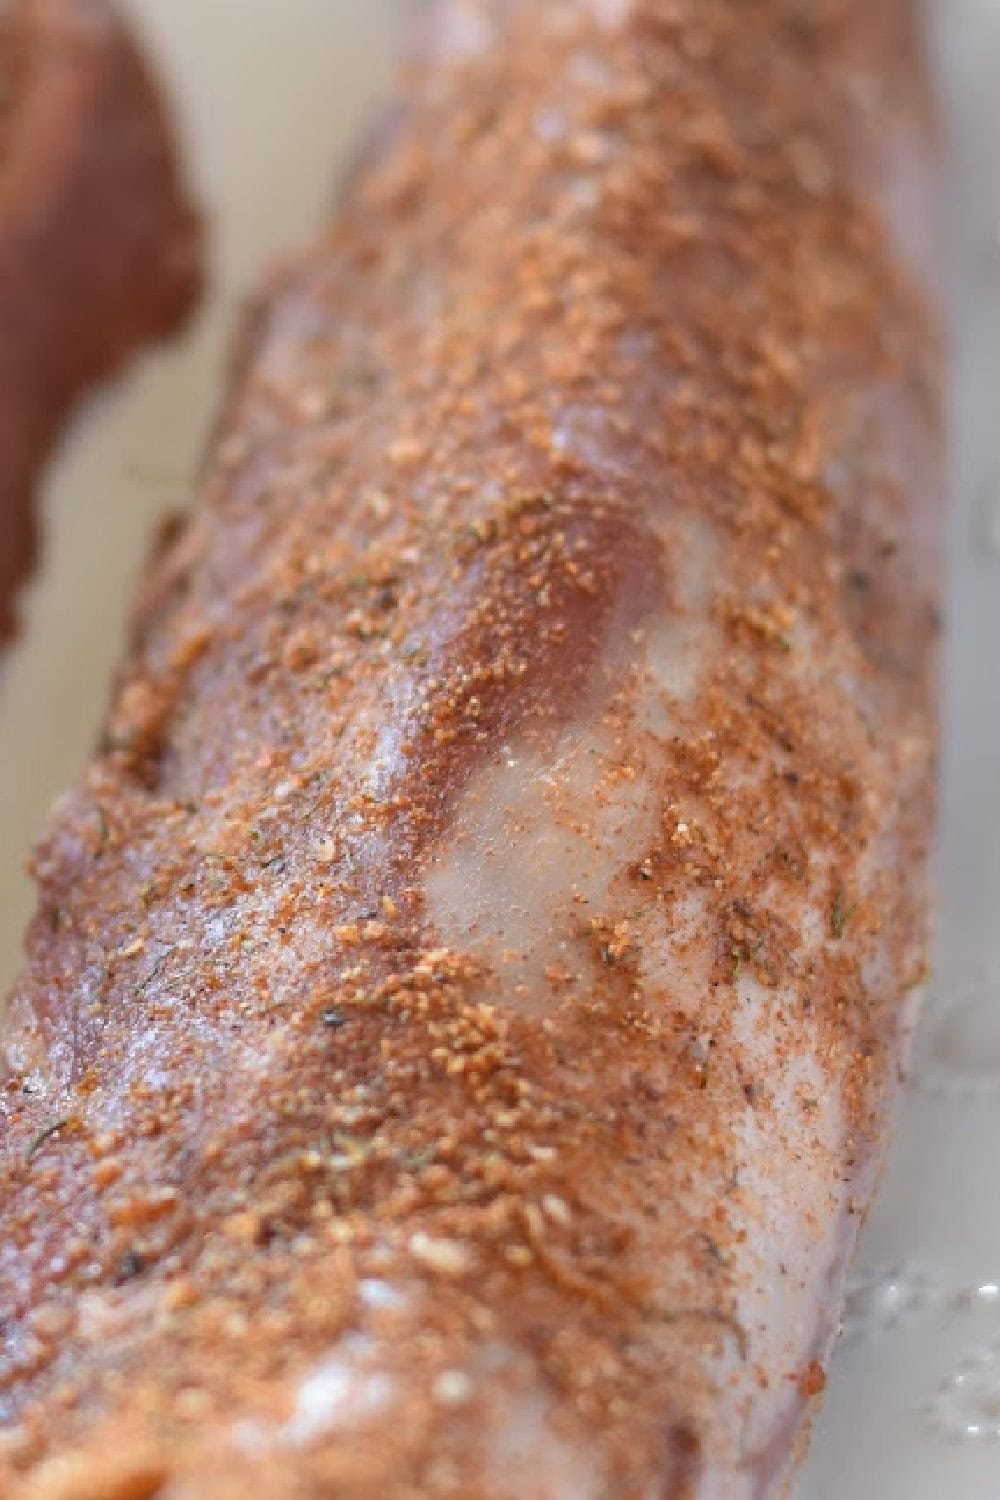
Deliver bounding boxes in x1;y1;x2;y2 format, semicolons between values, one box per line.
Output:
0;0;201;641
0;1;941;1496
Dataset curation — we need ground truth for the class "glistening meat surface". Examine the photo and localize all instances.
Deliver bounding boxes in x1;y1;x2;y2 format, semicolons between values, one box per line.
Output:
0;1;942;1496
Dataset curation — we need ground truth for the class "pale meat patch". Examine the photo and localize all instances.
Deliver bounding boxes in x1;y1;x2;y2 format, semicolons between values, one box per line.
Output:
423;607;705;1012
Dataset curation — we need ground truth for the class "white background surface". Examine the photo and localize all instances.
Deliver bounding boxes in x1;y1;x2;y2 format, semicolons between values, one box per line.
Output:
1;4;998;1495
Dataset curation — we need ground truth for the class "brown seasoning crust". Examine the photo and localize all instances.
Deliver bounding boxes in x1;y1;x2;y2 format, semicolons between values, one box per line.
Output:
0;0;201;641
0;2;941;1497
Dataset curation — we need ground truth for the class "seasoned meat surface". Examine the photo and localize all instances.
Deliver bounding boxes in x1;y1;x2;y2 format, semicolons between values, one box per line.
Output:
0;2;941;1496
0;0;201;640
